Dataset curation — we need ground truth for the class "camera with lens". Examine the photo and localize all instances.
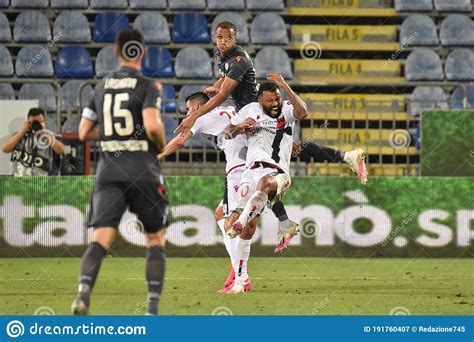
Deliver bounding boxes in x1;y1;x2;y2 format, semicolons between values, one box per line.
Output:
29;120;43;134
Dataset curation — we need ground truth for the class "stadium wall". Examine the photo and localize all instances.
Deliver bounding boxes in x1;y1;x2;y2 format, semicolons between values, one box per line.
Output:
0;176;472;258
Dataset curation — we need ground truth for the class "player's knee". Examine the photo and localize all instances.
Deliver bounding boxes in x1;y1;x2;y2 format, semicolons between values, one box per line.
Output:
215;206;224;221
146;230;166;247
257;176;277;194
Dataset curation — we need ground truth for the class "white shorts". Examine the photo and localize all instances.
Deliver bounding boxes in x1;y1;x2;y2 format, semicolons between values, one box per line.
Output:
236;166;291;210
222;167;245;217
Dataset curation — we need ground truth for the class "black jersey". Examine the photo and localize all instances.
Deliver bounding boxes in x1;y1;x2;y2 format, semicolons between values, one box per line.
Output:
214;45;258;111
82;66;162;182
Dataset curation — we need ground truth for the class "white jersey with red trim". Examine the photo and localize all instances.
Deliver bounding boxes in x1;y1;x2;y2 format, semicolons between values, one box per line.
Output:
190;106;247;173
234;101;296;174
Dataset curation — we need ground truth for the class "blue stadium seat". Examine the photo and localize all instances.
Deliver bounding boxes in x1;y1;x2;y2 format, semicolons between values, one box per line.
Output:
93;13;129;42
129;0;167;9
440;15;474;47
175;47;213;79
405;49;444;81
95;46;119;78
250;13;288;45
91;0;127;9
0;83;15;100
54;11;91;43
0;0;9;8
246;0;284;10
16;45;54;77
61;80;94;112
161;84;177;113
177;85;206;113
255;47;293;79
55;46;94;79
172;13;211;43
395;0;433;12
451;86;467;109
141;47;174;78
169;0;206;10
408;86;448;117
11;0;48;8
434;0;472;12
19;83;57;113
445;49;474;81
0;13;11;42
51;0;88;8
208;0;245;10
14;11;51;43
162;115;178;143
0;46;13;76
400;15;438;47
133;13;170;44
212;12;249;45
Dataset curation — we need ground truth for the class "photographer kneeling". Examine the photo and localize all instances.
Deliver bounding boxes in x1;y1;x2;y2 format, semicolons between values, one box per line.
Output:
2;107;64;176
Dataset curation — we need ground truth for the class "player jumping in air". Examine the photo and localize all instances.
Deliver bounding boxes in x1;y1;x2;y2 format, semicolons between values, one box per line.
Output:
71;28;168;315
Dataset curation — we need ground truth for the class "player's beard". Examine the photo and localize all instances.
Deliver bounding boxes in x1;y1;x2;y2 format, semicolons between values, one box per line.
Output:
263;104;283;118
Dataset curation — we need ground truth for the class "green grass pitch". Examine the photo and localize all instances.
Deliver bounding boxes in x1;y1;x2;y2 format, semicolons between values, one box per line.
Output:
0;257;472;315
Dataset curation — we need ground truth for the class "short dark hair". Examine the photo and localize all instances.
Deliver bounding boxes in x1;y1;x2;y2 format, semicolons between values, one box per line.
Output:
115;28;145;60
185;92;210;104
257;82;280;98
216;21;237;33
27;107;45;118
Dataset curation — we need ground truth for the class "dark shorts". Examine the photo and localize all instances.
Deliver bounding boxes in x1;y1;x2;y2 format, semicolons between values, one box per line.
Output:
87;178;169;233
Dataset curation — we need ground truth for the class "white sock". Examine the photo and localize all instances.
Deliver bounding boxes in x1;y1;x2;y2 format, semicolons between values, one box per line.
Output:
343;150;351;163
234;237;251;283
238;191;268;227
218;219;237;267
279;218;294;230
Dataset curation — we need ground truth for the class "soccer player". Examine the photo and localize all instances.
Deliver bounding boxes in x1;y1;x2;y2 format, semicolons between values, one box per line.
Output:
225;76;308;293
158;92;254;293
174;21;367;186
71;28;168;315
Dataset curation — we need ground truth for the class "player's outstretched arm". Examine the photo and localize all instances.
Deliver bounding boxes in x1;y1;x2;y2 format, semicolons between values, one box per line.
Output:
266;73;308;120
143;108;166;152
157;131;192;161
203;77;225;97
174;77;239;135
225;118;257;138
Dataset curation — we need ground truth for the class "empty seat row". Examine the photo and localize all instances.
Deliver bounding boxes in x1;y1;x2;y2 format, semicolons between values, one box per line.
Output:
395;0;472;12
0;0;284;10
409;84;474;116
0;11;288;45
0;44;294;80
405;48;474;81
400;14;474;47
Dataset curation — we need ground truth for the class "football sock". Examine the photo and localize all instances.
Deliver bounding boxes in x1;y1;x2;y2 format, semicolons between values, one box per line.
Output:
218;219;237;267
77;241;107;307
238;191;268;227
299;142;345;163
234;237;251;283
146;246;166;315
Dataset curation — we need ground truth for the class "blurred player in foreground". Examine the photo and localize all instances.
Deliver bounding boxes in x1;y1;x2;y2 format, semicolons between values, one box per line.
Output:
72;28;168;315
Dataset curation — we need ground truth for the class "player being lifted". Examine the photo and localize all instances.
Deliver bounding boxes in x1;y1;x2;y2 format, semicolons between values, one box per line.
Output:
175;21;367;186
225;76;307;293
158;92;255;293
71;28;168;315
